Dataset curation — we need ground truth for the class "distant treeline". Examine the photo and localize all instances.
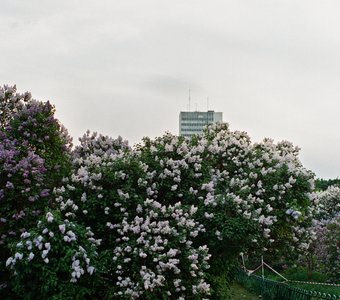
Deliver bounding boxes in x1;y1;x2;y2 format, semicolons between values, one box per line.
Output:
315;178;340;191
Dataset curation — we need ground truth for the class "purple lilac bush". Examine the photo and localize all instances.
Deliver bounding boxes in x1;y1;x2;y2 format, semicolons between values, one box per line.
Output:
0;85;73;298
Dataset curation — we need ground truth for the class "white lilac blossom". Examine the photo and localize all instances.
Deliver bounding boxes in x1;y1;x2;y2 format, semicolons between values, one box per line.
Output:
46;212;54;223
6;209;98;290
41;122;316;298
59;224;66;234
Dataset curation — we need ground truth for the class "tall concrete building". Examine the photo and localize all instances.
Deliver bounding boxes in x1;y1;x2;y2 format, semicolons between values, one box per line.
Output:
179;110;223;137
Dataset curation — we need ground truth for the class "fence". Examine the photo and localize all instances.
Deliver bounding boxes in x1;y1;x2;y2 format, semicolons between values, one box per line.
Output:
235;270;340;300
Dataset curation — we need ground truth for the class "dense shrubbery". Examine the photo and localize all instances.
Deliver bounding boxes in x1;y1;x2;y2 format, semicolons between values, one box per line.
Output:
1;85;336;299
0;85;72;298
6;210;99;299
309;186;340;282
315;178;340;191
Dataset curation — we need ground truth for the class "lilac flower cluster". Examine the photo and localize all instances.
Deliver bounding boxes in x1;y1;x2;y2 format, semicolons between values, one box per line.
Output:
10;99;72;154
0;84;31;128
0;130;47;245
6;211;99;286
73;130;129;162
110;200;211;298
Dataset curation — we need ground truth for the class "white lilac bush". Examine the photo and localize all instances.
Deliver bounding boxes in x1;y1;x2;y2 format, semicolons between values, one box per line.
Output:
137;125;317;258
6;210;100;299
110;201;211;299
56;135;212;299
310;186;340;282
316;185;340;220
50;123;316;299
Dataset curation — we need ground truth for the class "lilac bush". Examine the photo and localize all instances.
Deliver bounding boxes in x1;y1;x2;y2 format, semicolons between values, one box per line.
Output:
6;210;100;299
134;124;316;294
0;86;72;243
316;185;340;220
2;87;319;298
0;85;72;297
50;123;316;298
309;186;340;282
56;134;212;299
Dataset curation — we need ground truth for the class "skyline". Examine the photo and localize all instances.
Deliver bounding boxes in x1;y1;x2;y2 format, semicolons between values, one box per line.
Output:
1;0;340;179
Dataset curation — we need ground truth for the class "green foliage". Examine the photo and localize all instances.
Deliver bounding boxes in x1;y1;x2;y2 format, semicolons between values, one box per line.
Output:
281;266;327;282
315;178;340;191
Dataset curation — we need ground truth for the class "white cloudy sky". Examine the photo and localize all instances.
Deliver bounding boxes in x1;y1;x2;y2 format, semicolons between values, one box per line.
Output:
1;0;340;179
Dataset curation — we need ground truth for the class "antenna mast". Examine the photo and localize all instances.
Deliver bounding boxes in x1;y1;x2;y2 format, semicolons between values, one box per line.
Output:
188;89;191;112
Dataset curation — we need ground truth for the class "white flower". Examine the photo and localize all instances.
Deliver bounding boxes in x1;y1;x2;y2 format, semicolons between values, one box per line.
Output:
6;257;13;267
190;205;198;215
59;224;66;234
42;250;49;259
20;232;30;239
87;266;95;275
15;252;23;260
46;212;54;223
81;193;87;202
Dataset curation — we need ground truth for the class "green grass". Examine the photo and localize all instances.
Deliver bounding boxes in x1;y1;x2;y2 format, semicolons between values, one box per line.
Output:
289;282;340;295
263;267;340;295
245;267;340;296
230;283;261;300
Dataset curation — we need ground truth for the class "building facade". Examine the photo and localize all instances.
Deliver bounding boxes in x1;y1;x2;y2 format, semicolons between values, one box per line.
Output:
179;110;223;137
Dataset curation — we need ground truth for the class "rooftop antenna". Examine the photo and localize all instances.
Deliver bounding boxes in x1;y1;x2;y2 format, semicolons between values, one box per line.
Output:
207;96;209;111
188;89;191;112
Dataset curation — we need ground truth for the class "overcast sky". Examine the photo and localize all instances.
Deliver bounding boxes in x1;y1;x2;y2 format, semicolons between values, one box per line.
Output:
1;0;340;179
